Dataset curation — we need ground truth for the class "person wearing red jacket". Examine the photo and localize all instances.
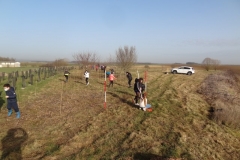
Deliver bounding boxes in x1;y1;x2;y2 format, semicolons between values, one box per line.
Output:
108;73;116;87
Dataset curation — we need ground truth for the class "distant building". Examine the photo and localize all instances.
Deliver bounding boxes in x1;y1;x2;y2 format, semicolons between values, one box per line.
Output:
0;62;21;67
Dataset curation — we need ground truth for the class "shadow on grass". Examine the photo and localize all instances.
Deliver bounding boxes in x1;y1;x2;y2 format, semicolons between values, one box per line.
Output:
58;78;66;82
97;81;104;85
0;91;5;111
108;91;139;110
133;153;166;160
73;80;85;84
114;81;125;87
1;128;28;160
117;90;136;97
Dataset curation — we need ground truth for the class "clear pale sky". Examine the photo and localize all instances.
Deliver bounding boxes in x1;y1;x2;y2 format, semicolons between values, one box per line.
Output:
0;0;240;64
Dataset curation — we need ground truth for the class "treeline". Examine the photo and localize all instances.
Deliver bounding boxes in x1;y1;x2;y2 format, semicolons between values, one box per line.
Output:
0;56;15;62
20;59;69;68
40;59;69;67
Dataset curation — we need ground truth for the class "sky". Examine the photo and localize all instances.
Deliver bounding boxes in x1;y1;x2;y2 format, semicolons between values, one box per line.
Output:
0;0;240;64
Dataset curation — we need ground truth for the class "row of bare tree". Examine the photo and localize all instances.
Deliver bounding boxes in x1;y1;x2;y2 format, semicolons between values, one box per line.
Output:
72;46;137;71
0;56;15;62
202;57;221;71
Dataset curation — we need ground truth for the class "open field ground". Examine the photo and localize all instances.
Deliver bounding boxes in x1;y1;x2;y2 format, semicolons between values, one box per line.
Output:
0;67;38;73
0;65;240;160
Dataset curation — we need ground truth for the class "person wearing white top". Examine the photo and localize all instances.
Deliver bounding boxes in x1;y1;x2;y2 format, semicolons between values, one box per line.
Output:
139;93;151;111
84;70;90;85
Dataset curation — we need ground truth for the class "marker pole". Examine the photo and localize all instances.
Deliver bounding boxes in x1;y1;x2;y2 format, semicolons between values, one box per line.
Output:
104;70;107;109
145;70;147;96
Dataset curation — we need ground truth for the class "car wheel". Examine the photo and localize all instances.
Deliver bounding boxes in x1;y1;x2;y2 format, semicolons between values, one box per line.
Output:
187;72;192;75
172;70;177;74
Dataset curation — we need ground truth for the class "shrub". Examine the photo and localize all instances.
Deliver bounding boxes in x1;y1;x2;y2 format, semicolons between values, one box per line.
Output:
198;70;240;128
210;100;240;128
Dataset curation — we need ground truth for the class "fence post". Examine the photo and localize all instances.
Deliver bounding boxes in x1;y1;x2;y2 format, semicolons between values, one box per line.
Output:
12;76;17;89
60;81;64;115
104;70;107;109
25;71;29;79
30;74;34;85
38;68;41;82
21;75;26;89
2;72;5;81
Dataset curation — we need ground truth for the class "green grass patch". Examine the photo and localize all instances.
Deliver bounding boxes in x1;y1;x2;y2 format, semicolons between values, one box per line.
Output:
0;67;38;73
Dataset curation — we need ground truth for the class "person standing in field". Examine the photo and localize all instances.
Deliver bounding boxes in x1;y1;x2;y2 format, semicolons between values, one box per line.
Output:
126;72;132;87
84;70;90;85
3;83;20;118
95;65;99;72
64;70;70;82
108;73;116;87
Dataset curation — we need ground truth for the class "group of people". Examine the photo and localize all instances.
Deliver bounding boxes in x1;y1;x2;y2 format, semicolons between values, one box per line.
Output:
64;70;151;111
125;72;152;111
64;70;90;85
133;76;151;111
2;69;151;120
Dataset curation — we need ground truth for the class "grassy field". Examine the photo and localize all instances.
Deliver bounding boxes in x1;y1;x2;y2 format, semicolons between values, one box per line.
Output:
0;65;240;160
0;67;38;73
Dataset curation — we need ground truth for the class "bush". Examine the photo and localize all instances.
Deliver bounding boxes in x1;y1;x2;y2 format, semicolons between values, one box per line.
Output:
210;100;240;128
198;70;240;128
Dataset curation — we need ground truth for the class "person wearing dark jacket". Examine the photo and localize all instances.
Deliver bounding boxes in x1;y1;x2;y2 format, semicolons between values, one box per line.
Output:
3;84;20;118
64;70;70;82
133;78;145;105
126;72;132;87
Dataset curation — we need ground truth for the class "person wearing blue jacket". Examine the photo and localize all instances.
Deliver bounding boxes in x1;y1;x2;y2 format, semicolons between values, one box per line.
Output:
3;84;20;118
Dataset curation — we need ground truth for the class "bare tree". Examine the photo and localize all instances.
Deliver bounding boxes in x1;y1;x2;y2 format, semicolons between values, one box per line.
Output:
73;52;99;69
115;46;137;71
104;54;115;66
202;57;212;71
212;59;221;71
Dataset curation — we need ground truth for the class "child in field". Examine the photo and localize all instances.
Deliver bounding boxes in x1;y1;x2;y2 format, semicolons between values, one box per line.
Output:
106;71;111;78
108;73;116;87
3;84;20;118
139;93;151;111
84;70;90;85
64;70;70;82
126;72;132;87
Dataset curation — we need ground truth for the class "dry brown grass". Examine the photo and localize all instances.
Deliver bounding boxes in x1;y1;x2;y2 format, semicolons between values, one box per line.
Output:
198;69;240;128
0;65;240;160
218;65;240;75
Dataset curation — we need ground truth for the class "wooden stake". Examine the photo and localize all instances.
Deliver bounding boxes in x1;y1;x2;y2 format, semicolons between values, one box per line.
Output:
60;81;64;115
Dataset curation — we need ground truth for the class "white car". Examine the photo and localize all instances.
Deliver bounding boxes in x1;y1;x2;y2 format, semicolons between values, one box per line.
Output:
171;66;195;75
